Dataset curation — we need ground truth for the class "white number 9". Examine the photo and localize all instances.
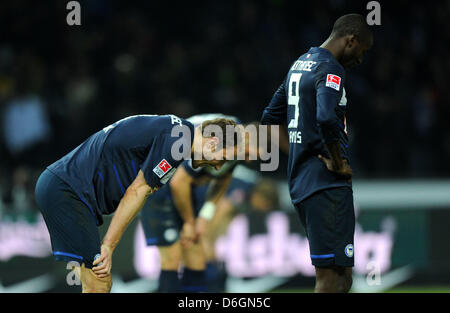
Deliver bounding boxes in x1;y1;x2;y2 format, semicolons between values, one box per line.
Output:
287;73;302;129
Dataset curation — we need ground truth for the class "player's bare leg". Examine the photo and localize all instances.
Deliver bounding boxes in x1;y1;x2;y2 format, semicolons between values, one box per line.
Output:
181;238;207;292
158;241;182;270
182;238;206;270
314;266;352;293
202;197;235;292
157;242;182;292
75;263;112;293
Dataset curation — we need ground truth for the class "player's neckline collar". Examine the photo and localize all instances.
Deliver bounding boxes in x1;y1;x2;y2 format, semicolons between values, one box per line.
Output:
311;46;333;56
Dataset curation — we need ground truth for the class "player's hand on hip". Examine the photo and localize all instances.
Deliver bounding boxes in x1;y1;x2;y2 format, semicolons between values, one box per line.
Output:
92;244;113;278
317;154;353;182
180;221;197;249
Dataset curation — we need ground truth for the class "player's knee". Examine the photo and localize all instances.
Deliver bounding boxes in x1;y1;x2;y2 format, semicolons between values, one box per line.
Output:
183;257;205;271
182;242;206;271
339;273;352;293
89;275;112;293
82;274;112;293
336;267;353;293
203;240;216;262
315;266;352;293
97;275;113;293
159;244;182;270
314;275;336;293
80;264;112;293
314;267;339;293
161;257;180;270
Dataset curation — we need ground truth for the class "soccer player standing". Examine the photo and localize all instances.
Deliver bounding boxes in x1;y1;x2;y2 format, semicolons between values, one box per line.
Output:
34;114;238;292
261;14;373;293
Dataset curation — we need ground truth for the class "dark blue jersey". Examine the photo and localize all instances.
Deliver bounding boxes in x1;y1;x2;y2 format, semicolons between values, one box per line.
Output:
261;47;351;204
47;114;194;225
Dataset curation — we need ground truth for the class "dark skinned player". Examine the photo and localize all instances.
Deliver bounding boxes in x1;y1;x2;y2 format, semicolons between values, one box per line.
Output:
261;14;373;293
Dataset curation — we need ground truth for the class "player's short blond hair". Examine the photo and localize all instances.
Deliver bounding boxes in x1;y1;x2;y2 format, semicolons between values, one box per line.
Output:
200;118;241;150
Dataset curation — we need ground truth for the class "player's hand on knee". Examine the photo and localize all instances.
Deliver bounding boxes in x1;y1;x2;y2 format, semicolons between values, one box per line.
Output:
92;244;113;278
194;217;209;239
180;222;196;248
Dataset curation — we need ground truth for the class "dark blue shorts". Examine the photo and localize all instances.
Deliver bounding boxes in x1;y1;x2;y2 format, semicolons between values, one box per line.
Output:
34;169;101;268
140;183;208;246
295;186;355;268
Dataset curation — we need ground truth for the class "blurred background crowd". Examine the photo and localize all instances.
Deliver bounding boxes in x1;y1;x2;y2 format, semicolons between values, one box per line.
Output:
0;0;449;217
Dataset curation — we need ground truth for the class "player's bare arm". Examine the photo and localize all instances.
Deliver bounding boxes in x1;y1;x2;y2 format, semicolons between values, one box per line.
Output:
93;169;153;277
169;165;196;247
196;173;233;237
205;196;235;243
205;174;233;204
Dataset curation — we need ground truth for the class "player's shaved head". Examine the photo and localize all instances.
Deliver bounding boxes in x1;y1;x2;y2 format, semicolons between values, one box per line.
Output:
331;14;373;46
321;13;373;68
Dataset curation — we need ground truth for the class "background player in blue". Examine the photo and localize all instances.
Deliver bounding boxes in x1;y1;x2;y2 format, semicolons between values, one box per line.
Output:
261;14;373;293
140;113;261;292
34;114;239;292
140;167;228;292
202;168;280;292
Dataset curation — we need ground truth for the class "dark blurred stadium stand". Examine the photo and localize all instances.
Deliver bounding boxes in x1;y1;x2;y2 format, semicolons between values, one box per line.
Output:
0;0;449;214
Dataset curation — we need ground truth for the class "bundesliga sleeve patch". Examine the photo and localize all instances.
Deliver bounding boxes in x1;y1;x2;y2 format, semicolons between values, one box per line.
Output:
153;159;172;178
325;74;341;91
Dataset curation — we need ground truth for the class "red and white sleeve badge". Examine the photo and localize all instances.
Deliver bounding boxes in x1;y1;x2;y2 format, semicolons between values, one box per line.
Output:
325;74;341;91
153;159;172;178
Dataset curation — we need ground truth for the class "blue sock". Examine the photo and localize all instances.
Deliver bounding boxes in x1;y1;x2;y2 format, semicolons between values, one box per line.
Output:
181;268;207;292
206;262;226;293
158;270;180;293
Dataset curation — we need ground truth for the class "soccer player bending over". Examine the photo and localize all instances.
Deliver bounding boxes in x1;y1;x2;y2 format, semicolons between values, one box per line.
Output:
34;114;239;293
261;14;373;293
140;114;262;292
